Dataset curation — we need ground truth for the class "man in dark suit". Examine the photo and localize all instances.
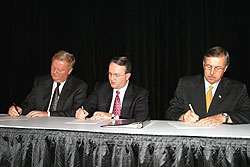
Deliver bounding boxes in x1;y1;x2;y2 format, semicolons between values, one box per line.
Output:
166;46;250;125
8;50;88;117
75;56;149;121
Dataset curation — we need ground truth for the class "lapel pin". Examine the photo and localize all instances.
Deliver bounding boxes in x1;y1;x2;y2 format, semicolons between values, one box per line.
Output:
219;95;222;98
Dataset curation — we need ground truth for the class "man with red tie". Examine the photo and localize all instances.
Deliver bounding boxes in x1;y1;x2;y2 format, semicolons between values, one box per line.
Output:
75;56;149;121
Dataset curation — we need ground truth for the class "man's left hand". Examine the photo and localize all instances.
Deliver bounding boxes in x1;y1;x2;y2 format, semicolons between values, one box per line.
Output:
196;114;224;126
90;111;112;120
26;111;48;117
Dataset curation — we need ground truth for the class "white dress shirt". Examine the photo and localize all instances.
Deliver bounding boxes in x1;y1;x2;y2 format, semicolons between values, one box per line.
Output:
108;81;129;119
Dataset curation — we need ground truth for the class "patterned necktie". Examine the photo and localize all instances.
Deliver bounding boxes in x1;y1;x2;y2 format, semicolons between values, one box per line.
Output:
206;85;213;113
49;82;61;111
113;90;121;116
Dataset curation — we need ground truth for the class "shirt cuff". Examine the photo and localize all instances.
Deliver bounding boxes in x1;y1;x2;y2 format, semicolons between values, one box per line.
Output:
111;114;119;120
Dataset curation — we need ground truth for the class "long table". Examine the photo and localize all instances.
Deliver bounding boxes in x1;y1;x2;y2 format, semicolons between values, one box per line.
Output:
0;114;250;167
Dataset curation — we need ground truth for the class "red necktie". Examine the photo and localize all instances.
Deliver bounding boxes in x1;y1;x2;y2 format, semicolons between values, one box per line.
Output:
113;90;121;116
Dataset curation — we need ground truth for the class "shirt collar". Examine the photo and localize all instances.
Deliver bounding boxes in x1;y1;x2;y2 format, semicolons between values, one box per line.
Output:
204;77;220;91
113;80;129;94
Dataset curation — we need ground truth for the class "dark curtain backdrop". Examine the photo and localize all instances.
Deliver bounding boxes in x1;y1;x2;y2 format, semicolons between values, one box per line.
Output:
2;0;250;119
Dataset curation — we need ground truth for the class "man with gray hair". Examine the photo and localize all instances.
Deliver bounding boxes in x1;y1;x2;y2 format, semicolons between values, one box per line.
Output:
8;50;88;117
166;46;250;125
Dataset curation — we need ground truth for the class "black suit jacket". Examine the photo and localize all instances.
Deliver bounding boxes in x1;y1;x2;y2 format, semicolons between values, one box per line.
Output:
20;74;88;117
83;81;149;121
166;74;250;124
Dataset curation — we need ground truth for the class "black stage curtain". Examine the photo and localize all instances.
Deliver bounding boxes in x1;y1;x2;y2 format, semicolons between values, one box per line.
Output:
0;128;250;167
2;0;250;119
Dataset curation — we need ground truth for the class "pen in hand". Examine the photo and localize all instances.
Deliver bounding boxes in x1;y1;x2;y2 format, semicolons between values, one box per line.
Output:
12;102;21;115
188;103;198;122
188;104;195;114
81;106;88;118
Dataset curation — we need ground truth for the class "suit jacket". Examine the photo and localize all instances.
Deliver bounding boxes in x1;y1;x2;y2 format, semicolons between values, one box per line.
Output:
83;81;149;121
20;74;88;117
166;74;250;124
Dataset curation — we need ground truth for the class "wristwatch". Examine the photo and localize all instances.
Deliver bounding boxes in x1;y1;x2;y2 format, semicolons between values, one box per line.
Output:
222;113;229;123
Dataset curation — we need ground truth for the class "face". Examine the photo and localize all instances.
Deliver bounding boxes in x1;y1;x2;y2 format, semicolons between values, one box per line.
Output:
108;62;131;89
51;59;72;83
203;56;227;84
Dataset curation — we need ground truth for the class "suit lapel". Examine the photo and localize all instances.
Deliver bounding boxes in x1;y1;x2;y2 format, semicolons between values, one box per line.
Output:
105;85;113;112
44;78;53;110
209;77;229;114
194;76;207;114
120;83;133;118
56;76;72;110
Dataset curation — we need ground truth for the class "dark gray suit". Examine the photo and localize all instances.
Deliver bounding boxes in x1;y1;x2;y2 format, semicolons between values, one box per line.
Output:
83;81;149;121
166;74;250;124
20;74;88;117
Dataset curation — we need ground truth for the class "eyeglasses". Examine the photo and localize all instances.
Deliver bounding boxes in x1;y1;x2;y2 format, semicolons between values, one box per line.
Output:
107;72;126;78
204;64;225;73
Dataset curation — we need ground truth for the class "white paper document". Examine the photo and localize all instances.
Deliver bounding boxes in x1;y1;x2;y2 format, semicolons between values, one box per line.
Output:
65;119;103;124
168;121;216;129
0;115;29;121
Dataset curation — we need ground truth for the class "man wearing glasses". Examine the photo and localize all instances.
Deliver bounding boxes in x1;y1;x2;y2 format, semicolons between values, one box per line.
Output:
75;56;149;121
166;46;250;126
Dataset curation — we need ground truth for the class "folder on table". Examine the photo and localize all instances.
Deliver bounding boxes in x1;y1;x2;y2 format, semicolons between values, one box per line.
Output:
100;119;150;128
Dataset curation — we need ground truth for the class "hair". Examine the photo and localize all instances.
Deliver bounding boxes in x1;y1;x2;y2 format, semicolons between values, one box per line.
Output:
110;56;132;73
203;46;230;66
52;50;75;69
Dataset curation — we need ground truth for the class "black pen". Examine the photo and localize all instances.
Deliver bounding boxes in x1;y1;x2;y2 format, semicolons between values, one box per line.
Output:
13;102;21;115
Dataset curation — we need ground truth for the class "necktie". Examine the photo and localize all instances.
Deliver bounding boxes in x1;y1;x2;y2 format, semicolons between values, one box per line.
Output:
112;90;121;116
206;85;213;112
49;82;61;111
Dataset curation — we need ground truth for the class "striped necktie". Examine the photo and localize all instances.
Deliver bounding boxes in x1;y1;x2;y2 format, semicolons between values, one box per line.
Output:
49;82;61;111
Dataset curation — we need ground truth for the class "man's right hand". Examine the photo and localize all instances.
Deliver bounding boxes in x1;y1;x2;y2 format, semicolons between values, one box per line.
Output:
8;105;22;117
75;108;89;120
179;110;199;123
